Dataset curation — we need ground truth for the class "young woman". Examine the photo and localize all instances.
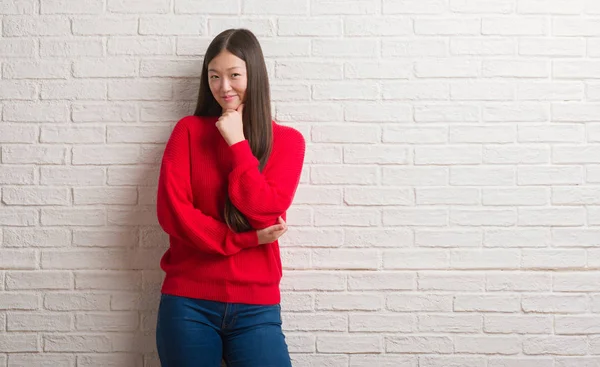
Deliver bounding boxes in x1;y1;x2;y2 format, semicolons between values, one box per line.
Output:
155;29;305;367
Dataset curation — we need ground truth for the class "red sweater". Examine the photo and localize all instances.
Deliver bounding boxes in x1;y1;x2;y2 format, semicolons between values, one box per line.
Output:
156;115;305;305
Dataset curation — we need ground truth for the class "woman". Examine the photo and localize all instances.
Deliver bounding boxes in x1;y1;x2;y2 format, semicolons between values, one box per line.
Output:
155;28;305;367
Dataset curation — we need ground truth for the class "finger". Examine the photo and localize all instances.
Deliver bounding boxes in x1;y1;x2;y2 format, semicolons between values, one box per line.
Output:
237;103;244;114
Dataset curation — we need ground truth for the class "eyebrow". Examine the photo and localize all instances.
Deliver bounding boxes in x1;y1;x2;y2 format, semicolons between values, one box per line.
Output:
208;66;243;72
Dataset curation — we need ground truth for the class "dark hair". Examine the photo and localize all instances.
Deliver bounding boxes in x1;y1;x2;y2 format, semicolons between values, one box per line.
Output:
194;29;272;233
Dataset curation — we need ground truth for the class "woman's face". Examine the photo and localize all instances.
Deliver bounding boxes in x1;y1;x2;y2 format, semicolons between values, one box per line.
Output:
207;50;247;112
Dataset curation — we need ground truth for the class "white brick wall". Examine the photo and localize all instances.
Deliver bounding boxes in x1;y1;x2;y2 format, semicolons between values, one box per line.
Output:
1;0;600;366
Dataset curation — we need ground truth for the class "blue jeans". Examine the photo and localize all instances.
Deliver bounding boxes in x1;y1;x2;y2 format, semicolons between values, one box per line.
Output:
155;294;292;367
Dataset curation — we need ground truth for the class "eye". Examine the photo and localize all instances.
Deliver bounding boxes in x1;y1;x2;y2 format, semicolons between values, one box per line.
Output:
232;73;241;77
209;75;219;79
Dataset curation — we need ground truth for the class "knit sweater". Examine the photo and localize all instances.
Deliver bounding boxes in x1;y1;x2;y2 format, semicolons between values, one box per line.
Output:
156;115;305;305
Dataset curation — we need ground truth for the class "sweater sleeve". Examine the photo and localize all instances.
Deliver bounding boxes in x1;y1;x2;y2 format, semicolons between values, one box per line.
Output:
227;127;306;229
156;117;259;256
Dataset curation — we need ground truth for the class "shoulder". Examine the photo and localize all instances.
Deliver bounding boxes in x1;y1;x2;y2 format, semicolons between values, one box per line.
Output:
273;121;306;149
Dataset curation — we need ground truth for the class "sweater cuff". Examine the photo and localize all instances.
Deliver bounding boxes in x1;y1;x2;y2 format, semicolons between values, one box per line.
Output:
235;228;259;249
229;139;259;168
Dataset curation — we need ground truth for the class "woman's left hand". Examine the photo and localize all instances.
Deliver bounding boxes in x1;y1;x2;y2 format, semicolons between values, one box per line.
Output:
216;104;245;146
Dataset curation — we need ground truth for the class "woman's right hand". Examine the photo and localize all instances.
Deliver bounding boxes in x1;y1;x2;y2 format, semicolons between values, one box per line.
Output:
257;217;288;244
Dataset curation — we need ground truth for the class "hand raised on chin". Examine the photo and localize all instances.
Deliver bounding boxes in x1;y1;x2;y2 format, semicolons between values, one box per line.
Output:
216;103;245;146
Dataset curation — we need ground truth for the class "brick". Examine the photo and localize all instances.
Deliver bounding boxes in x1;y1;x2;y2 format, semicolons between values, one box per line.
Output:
41;126;105;144
76;312;138;331
41;209;105;226
518;124;584;143
311;124;381;143
414;104;479;122
450;82;514;101
485;228;550;247
522;295;587;313
415;229;482;247
383;82;448;100
0;0;35;14
311;0;380;15
415;59;480;78
73;17;138;35
451;37;514;55
140;16;205;35
0;292;39;310
42;0;103;13
450;167;515;185
276;103;343;123
313;82;378;100
108;37;173;55
72;103;136;122
282;313;347;332
484;60;549;78
383;166;448;186
415;18;480;35
7;312;72;331
455;336;520;354
45;292;110;311
382;38;447;57
451;0;514;13
243;0;307;14
6;271;73;290
487;271;551;291
383;0;447;13
44;334;111;352
41;81;107;100
293;186;342;205
387;335;452;353
518;166;583;185
316;293;383;311
349;272;415;291
0;250;37;269
554;272;600;292
176;0;238;13
3;61;70;79
523;336;587;355
276;61;343;80
0;208;38;226
384;126;447;143
314;207;379;226
450;209;517;227
384;249;449;269
483;145;549;164
41;38;103;57
415;146;482;164
387;293;452;311
554;61;600;78
280;272;345;291
518;208;585;226
0;334;38;352
520;38;584;56
2;187;69;206
345;17;411;36
313;39;378;57
419;314;482;333
75;271;141;290
384;208;447;226
455;295;521;312
317;335;382;353
419;271;485;291
344;187;413;206
108;0;170;13
483;16;547;35
0;125;37;143
450;249;520;269
0;39;37;58
41;167;105;186
351;355;417;367
343;146;409;164
3;15;70;36
483;188;548;206
350;314;415;332
311;166;377;185
485;315;552;334
73;59;137;78
554;18;600;36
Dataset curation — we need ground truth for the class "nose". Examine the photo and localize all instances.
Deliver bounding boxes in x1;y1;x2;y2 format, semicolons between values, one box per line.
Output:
220;78;231;93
